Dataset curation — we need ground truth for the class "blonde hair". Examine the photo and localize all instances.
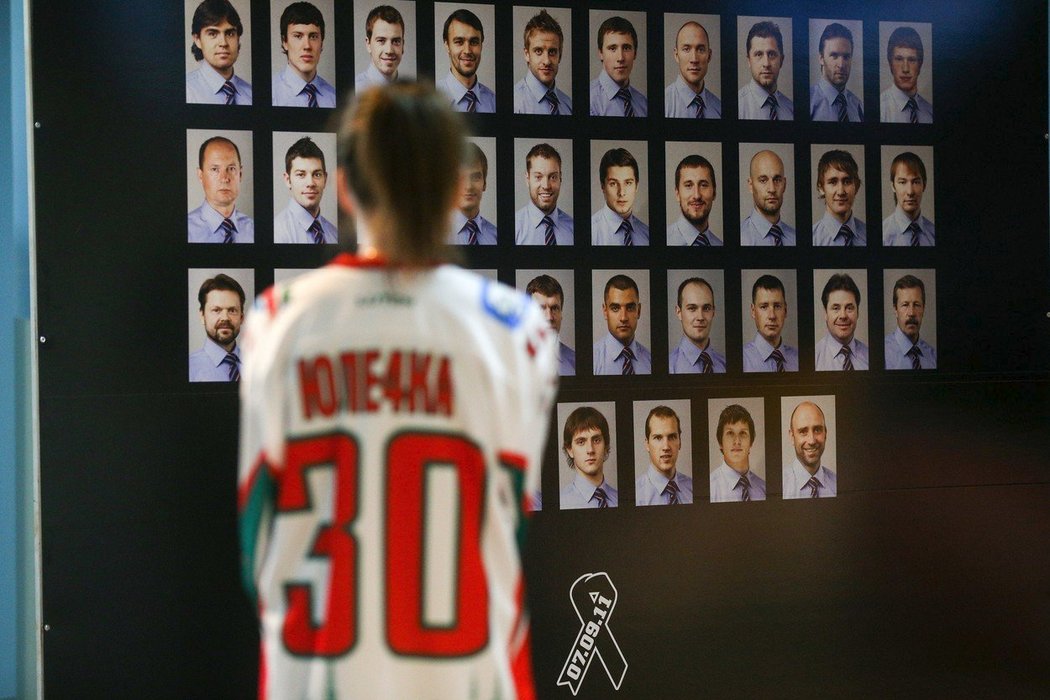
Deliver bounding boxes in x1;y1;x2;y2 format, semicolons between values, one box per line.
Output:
339;82;465;264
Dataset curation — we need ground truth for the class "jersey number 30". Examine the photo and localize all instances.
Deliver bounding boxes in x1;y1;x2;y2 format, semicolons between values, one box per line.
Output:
276;432;489;658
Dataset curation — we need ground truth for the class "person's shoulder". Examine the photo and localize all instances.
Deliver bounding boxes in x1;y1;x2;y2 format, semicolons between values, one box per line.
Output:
750;471;767;488
315;73;335;91
678;471;694;488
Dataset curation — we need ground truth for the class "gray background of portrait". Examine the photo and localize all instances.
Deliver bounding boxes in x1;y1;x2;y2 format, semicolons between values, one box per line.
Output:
664;141;724;239
270;130;338;230
807;18;864;108
274;268;308;284
590;139;649;225
515;268;575;352
513;137;573;215
779;394;838;476
632;398;693;481
883;268;938;346
707;396;766;479
512;5;573;92
736;16;794;99
812;268;870;348
880;144;936;224
433;2;496;95
588;9;647;95
353;0;417;81
738;142;797;233
187;267;254;353
184;0;253;80
740;268;799;350
879;21;934;100
662;13;721;98
591;268;652;350
665;269;727;363
810;142;866;226
557;401;618;493
186;128;255;217
268;0;336;83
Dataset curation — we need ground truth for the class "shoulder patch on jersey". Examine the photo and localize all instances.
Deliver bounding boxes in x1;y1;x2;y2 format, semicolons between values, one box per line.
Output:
481;279;529;328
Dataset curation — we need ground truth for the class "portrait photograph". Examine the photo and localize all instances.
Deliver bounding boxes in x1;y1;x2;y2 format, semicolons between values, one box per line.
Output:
880;145;936;247
433;3;497;112
780;394;839;499
590;140;650;245
512;5;573;115
666;269;727;374
187;268;254;382
353;0;417;88
557;401;619;510
516;269;576;377
632;399;694;506
738;142;797;246
740;269;799;368
878;21;934;123
807;18;864;122
737;16;794;120
185;0;254;105
812;269;870;372
811;143;867;247
450;136;498;245
186;129;255;244
665;141;723;246
591;269;652;376
588;9;648;116
271;131;339;244
662;13;721;119
707;396;766;502
268;0;337;108
883;268;938;370
513;137;574;245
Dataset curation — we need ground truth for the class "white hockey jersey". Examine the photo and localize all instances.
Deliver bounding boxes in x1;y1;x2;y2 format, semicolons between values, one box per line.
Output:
238;254;558;699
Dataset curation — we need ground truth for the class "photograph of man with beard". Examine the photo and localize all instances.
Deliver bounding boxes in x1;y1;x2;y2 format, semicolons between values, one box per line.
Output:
808;19;864;122
514;138;574;245
739;143;796;246
665;142;723;246
188;269;253;382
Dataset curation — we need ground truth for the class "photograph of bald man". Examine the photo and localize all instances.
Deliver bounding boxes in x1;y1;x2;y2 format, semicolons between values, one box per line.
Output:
741;149;795;246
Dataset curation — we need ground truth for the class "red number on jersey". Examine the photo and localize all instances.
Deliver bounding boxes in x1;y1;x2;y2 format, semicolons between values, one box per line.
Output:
274;432;489;658
386;433;489;656
278;433;359;656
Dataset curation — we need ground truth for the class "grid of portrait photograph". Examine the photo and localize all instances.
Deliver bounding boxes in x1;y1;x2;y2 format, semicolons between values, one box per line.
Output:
180;2;941;509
